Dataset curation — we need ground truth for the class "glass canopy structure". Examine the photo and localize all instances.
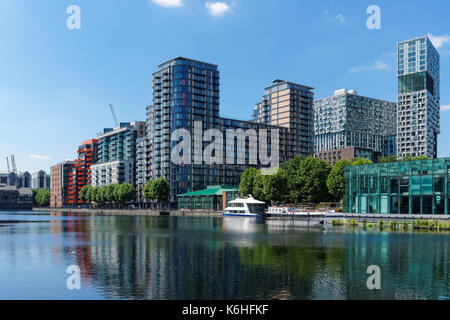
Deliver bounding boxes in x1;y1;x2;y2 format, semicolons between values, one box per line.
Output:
343;158;450;215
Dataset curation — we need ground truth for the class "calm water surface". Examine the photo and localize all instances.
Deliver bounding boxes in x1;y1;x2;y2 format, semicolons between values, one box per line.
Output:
0;211;449;300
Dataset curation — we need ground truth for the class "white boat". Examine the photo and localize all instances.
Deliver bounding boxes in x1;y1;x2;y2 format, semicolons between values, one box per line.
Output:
223;196;267;218
267;206;327;228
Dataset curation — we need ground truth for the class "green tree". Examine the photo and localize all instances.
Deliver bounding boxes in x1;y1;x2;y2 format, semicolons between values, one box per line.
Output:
79;185;90;202
281;156;304;203
144;178;170;204
351;158;373;166
105;184;116;203
112;184;121;203
379;155;397;163
297;157;332;203
252;173;267;202
117;183;135;203
32;189;38;206
35;189;50;207
263;169;288;203
239;168;260;197
96;186;106;204
86;186;98;203
327;159;352;202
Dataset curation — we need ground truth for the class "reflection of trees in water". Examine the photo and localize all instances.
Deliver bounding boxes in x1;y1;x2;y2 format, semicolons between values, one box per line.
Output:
64;215;450;300
342;232;450;300
239;245;345;299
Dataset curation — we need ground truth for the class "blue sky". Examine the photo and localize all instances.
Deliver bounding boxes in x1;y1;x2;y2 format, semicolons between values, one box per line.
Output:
1;0;449;173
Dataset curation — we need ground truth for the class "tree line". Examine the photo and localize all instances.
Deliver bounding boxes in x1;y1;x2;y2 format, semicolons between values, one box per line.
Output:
79;184;135;206
240;155;430;204
78;178;170;208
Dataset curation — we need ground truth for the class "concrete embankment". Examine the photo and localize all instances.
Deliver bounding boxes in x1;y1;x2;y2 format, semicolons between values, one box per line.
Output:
33;208;222;217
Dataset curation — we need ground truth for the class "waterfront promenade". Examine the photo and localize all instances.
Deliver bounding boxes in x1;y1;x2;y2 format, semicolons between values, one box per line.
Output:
34;208;222;217
33;208;449;220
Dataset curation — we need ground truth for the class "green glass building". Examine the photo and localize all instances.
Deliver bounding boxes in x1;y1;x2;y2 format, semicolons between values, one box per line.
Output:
343;158;450;215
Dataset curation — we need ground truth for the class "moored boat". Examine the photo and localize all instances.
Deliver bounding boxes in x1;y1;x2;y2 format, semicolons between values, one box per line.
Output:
223;196;267;218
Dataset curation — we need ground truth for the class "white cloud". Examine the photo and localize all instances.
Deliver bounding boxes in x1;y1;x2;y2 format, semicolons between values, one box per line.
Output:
349;61;389;73
427;33;450;48
151;0;183;8
205;2;231;17
336;14;345;24
29;154;52;160
441;104;450;111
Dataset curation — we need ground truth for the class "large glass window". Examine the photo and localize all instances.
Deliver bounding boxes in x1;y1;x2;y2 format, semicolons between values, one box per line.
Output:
368;197;378;213
400;196;409;214
390;178;399;194
380;196;389;214
400;177;409;194
390;197;399;214
410;176;421;195
380;177;389;194
369;176;378;194
434;176;444;193
421;175;433;195
422;196;433;214
412;196;421;214
398;72;434;95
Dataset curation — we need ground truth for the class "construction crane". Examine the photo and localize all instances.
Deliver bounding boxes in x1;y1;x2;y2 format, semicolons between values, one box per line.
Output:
109;104;119;127
11;155;17;174
6;157;10;173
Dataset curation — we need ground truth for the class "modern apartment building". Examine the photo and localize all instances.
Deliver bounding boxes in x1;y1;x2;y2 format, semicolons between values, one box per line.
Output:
144;57;292;202
50;161;75;208
31;170;51;190
68;139;99;205
397;36;440;159
91;122;146;188
314;89;397;164
252;79;315;158
90;160;133;187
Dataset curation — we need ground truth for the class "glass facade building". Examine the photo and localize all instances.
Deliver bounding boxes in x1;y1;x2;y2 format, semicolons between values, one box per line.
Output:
145;57;293;203
343;158;450;215
314;89;397;163
397;36;440;159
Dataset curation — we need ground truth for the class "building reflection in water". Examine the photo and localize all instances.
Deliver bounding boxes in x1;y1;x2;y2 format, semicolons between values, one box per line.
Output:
47;213;449;300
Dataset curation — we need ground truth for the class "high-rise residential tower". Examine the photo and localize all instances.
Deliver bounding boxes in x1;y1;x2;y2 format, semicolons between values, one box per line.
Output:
314;89;397;165
397;36;440;159
145;57;293;202
252;79;315;158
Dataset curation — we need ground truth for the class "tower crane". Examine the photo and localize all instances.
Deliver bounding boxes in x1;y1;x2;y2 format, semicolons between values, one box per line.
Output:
109;104;119;127
11;155;17;174
6;157;10;173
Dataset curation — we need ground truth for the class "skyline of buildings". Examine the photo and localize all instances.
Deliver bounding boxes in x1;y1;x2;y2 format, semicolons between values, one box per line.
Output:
144;57;293;202
48;34;441;207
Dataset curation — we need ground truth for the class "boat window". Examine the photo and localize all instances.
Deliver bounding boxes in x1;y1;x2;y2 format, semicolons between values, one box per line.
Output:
248;204;266;214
